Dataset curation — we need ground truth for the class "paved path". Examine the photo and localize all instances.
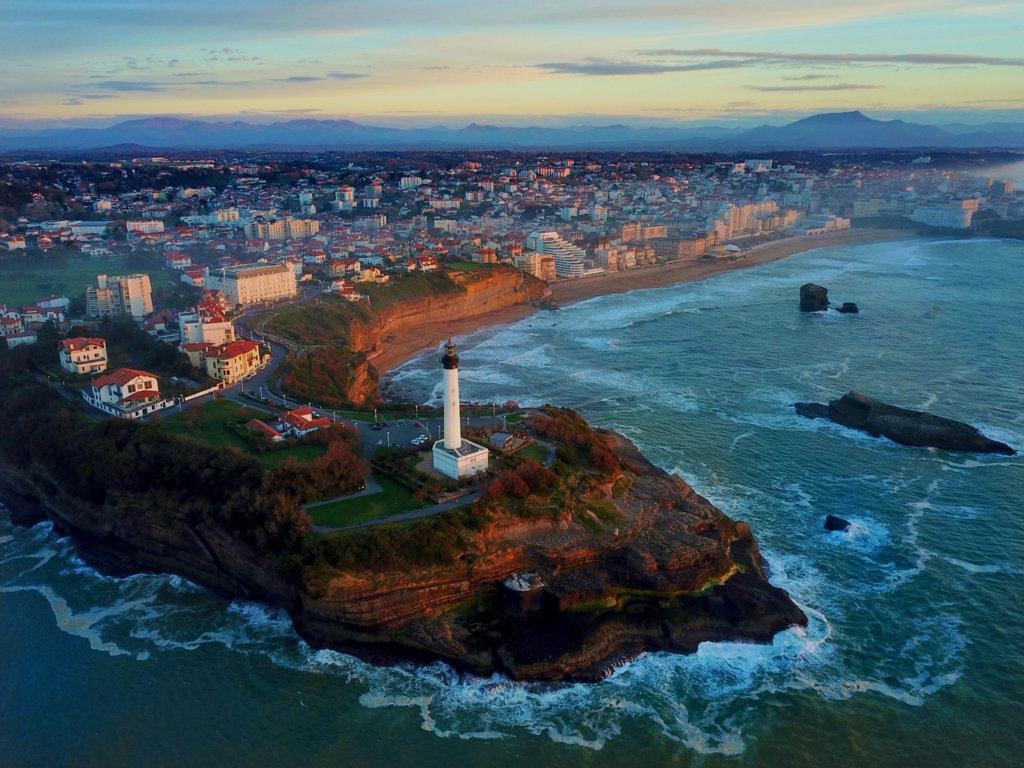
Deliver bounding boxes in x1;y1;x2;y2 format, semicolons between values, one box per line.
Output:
303;475;383;510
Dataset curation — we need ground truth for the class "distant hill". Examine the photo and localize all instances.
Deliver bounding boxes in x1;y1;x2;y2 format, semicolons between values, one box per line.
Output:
1;111;1022;153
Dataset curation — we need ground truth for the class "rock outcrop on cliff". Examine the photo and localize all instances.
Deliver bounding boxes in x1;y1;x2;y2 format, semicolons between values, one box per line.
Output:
794;390;1015;455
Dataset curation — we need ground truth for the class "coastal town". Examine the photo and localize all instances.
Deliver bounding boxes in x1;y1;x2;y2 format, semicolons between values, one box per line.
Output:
0;146;1017;532
0;148;1018;462
1;149;1020;347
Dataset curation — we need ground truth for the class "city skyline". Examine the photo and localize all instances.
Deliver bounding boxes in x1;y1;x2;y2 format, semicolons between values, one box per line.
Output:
3;0;1023;130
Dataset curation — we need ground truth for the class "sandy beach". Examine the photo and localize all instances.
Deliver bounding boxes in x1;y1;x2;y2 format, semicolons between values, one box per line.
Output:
374;228;906;374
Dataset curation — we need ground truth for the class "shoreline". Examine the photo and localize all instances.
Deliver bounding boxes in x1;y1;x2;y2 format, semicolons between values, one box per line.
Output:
374;228;907;376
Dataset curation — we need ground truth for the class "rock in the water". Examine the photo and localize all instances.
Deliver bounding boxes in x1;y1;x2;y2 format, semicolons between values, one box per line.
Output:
793;402;830;420
800;283;829;312
794;390;1016;455
824;515;851;532
837;302;859;314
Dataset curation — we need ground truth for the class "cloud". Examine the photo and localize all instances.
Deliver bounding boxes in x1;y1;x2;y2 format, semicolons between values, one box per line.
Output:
87;80;167;92
781;74;839;81
327;72;367;79
536;48;1024;79
638;48;1024;68
273;76;323;82
423;65;450;71
537;57;752;76
61;97;83;106
745;83;883;91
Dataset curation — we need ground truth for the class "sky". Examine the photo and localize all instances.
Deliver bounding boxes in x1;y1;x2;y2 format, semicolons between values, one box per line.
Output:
2;0;1023;129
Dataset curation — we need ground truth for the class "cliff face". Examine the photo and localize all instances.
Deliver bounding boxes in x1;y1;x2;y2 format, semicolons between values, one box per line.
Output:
281;266;548;405
350;267;548;369
0;429;805;683
353;267;548;357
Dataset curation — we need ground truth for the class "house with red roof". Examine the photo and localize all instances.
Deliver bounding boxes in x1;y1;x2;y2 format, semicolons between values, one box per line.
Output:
0;316;25;337
84;367;171;419
181;268;206;287
201;339;263;384
59;337;108;374
163;250;192;270
245;419;285;442
275;407;331;438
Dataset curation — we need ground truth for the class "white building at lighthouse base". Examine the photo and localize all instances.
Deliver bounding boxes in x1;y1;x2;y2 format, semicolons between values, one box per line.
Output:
432;439;489;480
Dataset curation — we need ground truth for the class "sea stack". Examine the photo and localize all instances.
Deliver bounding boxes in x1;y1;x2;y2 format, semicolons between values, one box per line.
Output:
800;283;830;312
431;340;490;479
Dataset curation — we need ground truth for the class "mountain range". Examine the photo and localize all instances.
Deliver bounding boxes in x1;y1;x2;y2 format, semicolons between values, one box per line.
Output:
2;111;1023;153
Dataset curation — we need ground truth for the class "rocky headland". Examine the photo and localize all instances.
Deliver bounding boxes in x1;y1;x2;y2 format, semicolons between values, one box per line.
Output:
294;431;806;681
0;410;806;683
795;390;1015;455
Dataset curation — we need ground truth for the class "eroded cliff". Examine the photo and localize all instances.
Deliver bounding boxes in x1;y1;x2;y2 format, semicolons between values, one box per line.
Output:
275;266;549;405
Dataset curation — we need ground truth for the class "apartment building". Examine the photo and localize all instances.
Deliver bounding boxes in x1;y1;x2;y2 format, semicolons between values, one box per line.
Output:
85;274;154;319
204;263;297;306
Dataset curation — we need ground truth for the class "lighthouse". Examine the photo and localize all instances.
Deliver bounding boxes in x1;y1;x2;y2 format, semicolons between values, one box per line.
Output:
432;340;489;480
441;341;462;450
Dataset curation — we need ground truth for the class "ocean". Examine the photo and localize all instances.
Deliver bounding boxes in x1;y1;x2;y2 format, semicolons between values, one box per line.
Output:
3;237;1022;767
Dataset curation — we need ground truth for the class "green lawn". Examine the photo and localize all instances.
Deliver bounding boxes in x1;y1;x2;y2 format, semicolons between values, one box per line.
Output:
159;399;326;469
308;474;427;528
516;442;550;464
0;252;174;309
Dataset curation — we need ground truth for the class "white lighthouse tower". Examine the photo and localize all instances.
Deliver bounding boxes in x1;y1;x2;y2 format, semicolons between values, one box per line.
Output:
442;341;462;451
432;340;489;480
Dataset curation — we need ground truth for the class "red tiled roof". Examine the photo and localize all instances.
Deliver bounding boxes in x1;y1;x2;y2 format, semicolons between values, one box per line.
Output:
93;368;156;388
245;419;282;439
61;337;106;352
278;407;330;431
205;339;260;360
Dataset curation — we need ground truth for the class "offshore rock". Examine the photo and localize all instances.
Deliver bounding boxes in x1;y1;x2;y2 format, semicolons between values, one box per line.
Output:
794;390;1016;455
824;514;851;532
800;283;830;312
837;302;859;314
